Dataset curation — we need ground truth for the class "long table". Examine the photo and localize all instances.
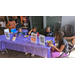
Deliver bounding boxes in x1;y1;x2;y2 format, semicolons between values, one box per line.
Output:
0;30;55;58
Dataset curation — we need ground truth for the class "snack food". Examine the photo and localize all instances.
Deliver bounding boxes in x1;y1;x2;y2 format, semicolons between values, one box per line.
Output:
24;35;29;37
46;40;53;44
19;35;21;36
12;37;16;41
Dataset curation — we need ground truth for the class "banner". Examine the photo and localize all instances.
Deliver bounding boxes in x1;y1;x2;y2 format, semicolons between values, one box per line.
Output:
31;33;37;44
39;34;45;46
4;29;10;40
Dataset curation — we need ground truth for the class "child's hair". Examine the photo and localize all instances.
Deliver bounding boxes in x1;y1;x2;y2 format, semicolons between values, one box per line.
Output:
19;28;22;30
32;27;37;30
9;17;14;21
46;26;51;29
55;31;64;39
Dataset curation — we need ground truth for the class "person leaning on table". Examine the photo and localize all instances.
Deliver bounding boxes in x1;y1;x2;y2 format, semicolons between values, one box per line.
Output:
48;31;69;58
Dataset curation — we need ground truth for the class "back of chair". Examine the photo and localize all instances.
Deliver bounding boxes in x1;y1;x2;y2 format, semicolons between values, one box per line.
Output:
54;23;61;34
64;25;74;37
68;42;74;53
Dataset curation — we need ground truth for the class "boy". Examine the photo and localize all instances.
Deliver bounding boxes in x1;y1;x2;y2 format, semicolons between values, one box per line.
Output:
14;28;25;37
45;27;53;37
48;31;69;58
28;27;39;36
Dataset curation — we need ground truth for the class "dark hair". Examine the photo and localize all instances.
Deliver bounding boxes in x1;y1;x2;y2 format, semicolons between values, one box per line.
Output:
32;27;37;30
55;31;64;40
19;28;22;30
0;18;5;22
9;17;14;21
46;26;51;29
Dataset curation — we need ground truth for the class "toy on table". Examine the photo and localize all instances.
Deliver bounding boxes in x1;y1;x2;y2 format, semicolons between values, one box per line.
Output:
12;37;16;41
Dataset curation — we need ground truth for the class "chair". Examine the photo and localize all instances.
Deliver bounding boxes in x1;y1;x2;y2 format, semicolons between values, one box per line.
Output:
58;41;74;58
63;25;74;37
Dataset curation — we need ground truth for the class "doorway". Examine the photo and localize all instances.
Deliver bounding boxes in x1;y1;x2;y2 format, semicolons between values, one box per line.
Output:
46;16;62;27
31;16;43;32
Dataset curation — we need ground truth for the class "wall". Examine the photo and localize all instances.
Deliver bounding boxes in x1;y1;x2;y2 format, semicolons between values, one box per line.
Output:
61;16;75;34
43;16;46;29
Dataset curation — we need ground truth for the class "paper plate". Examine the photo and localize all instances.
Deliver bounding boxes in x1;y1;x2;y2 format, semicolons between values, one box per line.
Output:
46;40;53;44
24;35;29;37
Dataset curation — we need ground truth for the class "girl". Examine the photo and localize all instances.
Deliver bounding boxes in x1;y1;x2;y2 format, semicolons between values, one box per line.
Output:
7;17;16;31
28;27;39;36
48;31;69;58
25;27;39;57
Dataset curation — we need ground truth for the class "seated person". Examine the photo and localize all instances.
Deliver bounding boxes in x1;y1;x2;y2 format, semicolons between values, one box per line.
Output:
25;27;39;57
48;31;69;58
28;27;39;36
14;28;25;37
64;36;75;46
45;27;53;37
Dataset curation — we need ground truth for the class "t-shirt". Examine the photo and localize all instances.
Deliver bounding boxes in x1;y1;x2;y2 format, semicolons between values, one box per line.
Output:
58;38;69;52
31;31;39;36
8;21;16;29
0;21;6;27
15;18;22;30
17;31;25;35
45;31;53;37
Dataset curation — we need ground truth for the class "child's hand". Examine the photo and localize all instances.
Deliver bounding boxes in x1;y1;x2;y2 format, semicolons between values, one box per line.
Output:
64;37;67;39
52;47;55;51
68;37;72;39
14;33;17;37
31;28;33;31
48;43;54;47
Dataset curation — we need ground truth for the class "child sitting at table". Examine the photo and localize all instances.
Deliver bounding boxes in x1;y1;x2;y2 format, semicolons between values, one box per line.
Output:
28;27;39;36
14;28;25;37
48;31;69;58
45;27;53;37
25;27;39;57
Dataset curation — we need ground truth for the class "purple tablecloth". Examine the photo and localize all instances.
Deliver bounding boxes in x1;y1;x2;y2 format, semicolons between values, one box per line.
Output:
0;30;55;58
0;30;28;50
